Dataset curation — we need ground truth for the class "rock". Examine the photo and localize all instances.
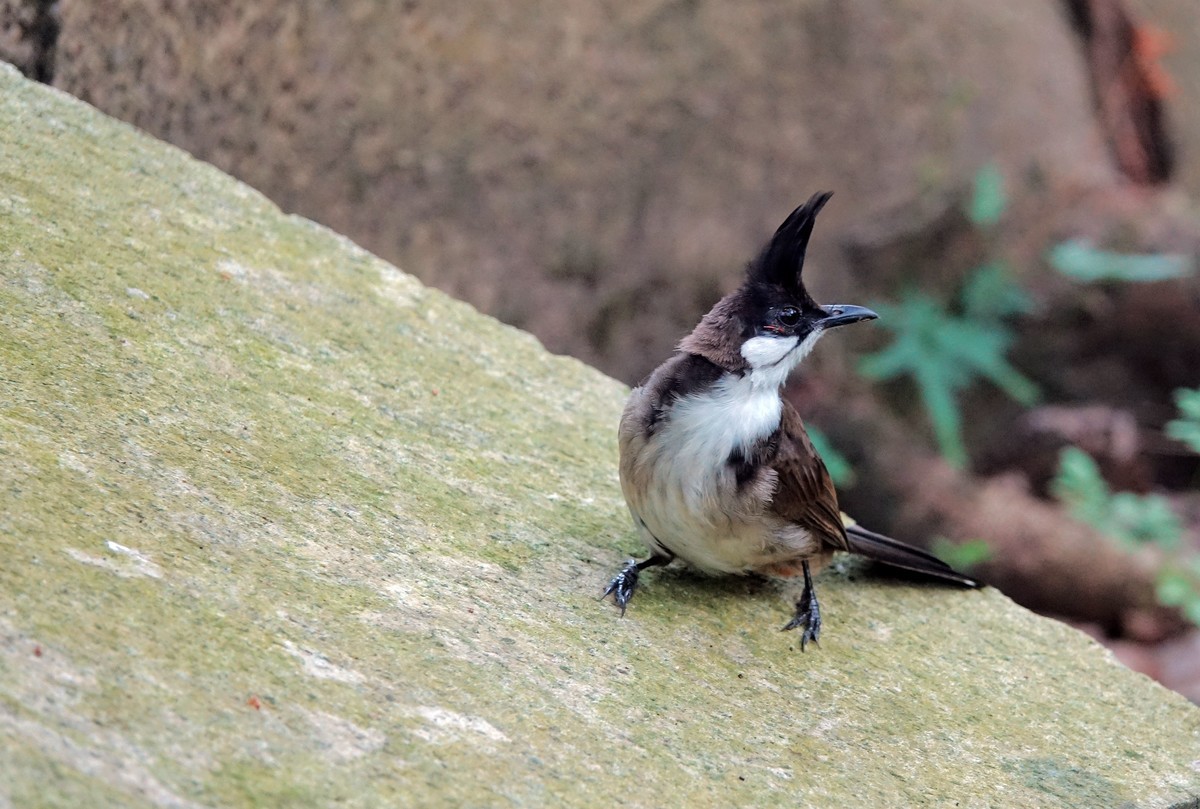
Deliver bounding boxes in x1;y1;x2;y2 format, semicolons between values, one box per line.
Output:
1;64;1198;808
0;0;52;79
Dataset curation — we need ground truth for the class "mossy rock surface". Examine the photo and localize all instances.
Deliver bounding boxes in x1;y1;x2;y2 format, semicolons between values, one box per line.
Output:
0;64;1197;808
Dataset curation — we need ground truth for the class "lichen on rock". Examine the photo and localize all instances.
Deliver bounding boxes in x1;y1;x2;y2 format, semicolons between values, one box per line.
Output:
0;63;1198;808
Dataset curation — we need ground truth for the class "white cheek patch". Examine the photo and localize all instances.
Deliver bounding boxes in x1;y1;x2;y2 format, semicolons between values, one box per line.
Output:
740;334;799;368
740;329;825;390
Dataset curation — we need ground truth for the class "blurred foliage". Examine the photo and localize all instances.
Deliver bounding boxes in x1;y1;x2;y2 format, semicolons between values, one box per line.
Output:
858;166;1200;625
1052;445;1200;626
807;425;855;488
1052;447;1181;549
1166;387;1200;453
1157;561;1200;627
858;277;1039;468
1158;388;1200;623
931;537;993;571
959;261;1033;321
859;166;1038;468
1045;234;1200;622
1047;239;1195;283
964;163;1006;228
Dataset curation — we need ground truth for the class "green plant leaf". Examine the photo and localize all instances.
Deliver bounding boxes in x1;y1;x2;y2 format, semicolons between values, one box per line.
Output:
931;538;993;569
857;328;924;381
1156;567;1200;629
1165;421;1200;452
858;269;1038;468
1175;387;1200;419
936;316;1040;405
1156;568;1192;607
1110;492;1182;548
914;360;967;467
966;163;1006;228
961;262;1033;322
1052;446;1183;551
1051;446;1111;527
1047;239;1195;283
1165;387;1200;453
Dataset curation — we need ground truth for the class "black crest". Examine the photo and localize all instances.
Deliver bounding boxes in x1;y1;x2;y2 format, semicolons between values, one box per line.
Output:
747;191;832;302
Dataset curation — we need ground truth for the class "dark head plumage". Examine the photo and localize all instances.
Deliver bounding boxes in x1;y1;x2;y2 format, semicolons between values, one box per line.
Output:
745;191;832;305
679;191;875;372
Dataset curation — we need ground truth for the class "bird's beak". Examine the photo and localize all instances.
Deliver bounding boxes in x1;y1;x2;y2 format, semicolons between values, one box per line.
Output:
819;304;878;329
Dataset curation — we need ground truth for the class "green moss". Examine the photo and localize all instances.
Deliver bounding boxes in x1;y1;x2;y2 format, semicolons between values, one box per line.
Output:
0;744;156;809
1;63;1199;807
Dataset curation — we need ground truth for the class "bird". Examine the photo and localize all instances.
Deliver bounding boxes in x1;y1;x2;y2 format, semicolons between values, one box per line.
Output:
604;191;978;649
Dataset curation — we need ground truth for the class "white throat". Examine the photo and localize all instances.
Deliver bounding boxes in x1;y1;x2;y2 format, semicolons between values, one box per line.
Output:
739;329;824;390
659;329;824;465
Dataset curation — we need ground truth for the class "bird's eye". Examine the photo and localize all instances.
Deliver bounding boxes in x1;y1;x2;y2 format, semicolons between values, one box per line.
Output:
776;307;801;327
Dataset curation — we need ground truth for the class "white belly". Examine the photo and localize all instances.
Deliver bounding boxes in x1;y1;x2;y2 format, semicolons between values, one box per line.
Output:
620;374;816;574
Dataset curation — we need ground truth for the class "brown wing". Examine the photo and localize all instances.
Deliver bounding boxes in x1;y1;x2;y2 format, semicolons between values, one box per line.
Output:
768;403;851;552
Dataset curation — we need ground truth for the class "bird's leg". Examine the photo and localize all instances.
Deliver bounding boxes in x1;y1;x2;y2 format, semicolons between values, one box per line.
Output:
782;560;822;650
602;552;673;615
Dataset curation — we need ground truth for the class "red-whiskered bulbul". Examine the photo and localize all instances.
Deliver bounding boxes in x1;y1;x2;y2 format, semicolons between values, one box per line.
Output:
604;191;978;649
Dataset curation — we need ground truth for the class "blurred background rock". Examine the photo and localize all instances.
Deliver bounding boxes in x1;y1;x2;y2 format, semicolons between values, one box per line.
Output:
4;0;1199;697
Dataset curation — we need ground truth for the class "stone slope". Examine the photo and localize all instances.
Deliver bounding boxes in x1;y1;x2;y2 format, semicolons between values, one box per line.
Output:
0;63;1197;808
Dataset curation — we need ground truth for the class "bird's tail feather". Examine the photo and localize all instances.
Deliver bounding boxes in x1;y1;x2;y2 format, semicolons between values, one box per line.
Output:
844;524;980;588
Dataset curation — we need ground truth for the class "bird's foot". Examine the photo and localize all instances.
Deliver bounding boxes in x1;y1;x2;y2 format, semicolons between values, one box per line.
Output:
782;591;821;650
602;559;641;616
781;562;821;651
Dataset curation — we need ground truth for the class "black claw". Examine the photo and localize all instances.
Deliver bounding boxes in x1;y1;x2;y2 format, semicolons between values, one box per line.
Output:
781;561;822;651
602;559;641;616
603;552;673;616
782;590;821;650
